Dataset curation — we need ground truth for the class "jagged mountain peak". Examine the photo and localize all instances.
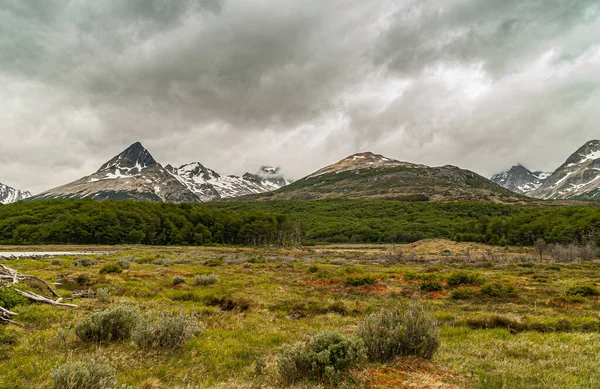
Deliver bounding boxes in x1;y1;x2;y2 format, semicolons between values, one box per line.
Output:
176;162;220;181
490;164;550;195
98;142;158;173
562;139;600;167
0;182;32;204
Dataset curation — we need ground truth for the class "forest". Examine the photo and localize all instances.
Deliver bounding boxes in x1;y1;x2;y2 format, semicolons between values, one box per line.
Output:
0;199;599;247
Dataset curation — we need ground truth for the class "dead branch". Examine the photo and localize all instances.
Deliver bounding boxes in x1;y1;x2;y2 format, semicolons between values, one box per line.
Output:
1;263;78;325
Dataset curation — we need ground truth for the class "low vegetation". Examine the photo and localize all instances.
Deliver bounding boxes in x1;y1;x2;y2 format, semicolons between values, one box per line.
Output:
1;240;599;388
51;357;116;389
277;331;365;385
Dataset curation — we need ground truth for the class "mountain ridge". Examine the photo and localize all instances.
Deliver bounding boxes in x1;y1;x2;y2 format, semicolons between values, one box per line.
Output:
0;182;32;204
492;140;600;200
29;142;289;203
245;151;525;203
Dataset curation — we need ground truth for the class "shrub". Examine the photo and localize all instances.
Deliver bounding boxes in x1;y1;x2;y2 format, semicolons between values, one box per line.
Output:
98;263;123;275
308;265;319;273
204;259;224;267
447;271;484;286
481;282;518;299
345;275;376;286
567;285;600;297
420;280;443;292
205;296;250;312
51;357;116;389
75;305;139;342
358;301;440;362
0;287;30;309
134;311;201;350
94;288;110;302
172;276;186;286
277;331;365;384
73;258;96;267
116;260;131;269
194;274;219;286
450;288;480;300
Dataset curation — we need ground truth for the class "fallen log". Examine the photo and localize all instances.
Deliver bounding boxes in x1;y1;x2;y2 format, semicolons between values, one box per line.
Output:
1;263;78;325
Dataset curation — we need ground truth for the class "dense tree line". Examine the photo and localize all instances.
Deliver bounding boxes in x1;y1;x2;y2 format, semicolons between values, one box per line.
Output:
0;200;298;246
0;199;599;246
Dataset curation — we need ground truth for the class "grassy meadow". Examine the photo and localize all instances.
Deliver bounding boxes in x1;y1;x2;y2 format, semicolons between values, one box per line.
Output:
1;240;599;388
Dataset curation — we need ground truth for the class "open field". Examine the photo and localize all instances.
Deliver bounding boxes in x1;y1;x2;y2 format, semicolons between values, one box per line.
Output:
1;240;600;388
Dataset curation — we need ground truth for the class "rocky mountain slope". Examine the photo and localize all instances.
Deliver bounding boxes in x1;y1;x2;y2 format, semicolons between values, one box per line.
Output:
249;152;524;202
529;140;600;200
493;140;600;200
167;163;289;202
0;182;31;204
29;142;289;202
490;165;551;195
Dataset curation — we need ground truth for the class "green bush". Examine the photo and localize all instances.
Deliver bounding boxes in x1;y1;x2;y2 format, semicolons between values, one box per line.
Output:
481;283;518;299
567;285;600;297
51;357;116;389
277;331;365;384
75;305;139;342
194;274;219;286
73;258;96;267
420;280;443;292
172;276;187;286
98;263;123;275
134;311;201;350
358;301;440;362
447;271;484;286
308;265;319;273
116;260;131;269
0;287;30;309
93;288;110;302
345;275;376;286
450;288;480;300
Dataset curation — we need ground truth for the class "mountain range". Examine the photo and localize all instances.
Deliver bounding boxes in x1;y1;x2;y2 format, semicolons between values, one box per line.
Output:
28;142;289;203
491;140;600;200
3;139;600;204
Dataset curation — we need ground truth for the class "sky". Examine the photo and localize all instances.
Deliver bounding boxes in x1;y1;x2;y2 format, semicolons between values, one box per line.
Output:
1;0;599;194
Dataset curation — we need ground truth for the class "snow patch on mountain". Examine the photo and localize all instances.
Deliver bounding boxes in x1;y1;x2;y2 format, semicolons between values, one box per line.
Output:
0;182;32;204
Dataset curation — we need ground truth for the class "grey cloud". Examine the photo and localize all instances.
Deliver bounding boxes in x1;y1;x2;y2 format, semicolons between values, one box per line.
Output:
0;0;598;193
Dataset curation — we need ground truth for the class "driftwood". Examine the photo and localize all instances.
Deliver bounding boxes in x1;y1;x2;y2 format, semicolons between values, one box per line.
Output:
72;290;93;298
0;263;77;325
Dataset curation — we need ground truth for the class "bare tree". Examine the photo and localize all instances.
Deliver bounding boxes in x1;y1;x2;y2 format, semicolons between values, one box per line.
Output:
534;238;547;261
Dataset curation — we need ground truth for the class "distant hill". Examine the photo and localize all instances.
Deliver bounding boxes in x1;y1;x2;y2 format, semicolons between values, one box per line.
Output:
249;152;525;202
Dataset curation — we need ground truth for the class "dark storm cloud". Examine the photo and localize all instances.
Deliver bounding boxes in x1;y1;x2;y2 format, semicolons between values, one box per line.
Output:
0;0;598;193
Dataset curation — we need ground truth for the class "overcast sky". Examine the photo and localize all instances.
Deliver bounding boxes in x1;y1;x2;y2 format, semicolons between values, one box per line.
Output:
1;0;599;193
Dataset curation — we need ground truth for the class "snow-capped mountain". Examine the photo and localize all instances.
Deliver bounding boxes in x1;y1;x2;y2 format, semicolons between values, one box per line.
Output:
529;140;600;200
29;142;289;203
490;165;551;195
30;142;200;203
493;140;600;200
0;182;31;204
168;163;288;201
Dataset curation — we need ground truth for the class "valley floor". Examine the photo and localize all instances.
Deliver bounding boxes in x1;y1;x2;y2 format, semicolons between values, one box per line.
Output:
1;240;599;388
